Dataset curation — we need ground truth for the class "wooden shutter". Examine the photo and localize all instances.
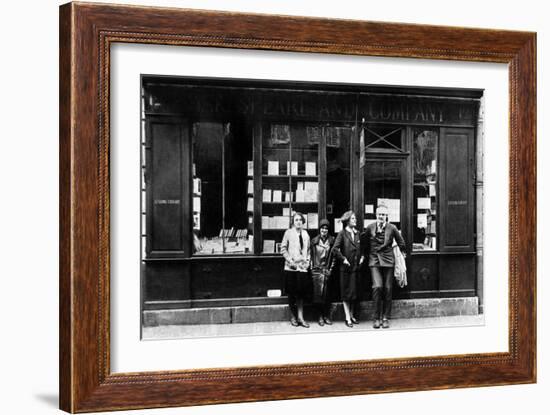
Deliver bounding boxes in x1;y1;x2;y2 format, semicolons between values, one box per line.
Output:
439;127;475;252
145;117;190;257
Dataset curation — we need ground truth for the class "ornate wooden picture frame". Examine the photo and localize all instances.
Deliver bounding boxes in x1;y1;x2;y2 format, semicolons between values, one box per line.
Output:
59;2;536;412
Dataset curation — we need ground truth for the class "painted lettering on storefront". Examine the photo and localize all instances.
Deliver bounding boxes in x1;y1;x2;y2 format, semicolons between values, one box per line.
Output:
154;87;475;125
366;101;444;123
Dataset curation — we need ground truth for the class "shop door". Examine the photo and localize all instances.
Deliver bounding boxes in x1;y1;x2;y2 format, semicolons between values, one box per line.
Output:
360;156;410;300
363;159;406;232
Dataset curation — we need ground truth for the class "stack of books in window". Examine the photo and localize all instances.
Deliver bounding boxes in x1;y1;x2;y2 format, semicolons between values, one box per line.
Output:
261;148;320;254
260;212;319;231
197;228;253;255
192;171;201;230
246;169;254;236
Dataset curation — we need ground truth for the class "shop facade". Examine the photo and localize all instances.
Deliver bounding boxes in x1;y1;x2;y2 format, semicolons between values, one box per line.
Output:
141;76;483;324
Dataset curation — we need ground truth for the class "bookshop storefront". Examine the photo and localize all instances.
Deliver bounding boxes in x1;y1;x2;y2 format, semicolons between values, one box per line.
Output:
141;76;483;320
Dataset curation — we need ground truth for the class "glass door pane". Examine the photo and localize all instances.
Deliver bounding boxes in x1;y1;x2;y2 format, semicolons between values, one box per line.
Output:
364;160;402;229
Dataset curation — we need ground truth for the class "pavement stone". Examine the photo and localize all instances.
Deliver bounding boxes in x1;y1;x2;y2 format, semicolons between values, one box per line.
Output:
142;314;484;340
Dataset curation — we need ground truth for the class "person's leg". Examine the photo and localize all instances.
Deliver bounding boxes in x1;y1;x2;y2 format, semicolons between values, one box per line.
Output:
371;267;383;328
296;273;310;328
296;298;305;321
339;270;352;326
323;301;333;324
312;273;324;325
285;271;298;326
349;272;359;324
316;303;325;326
322;274;333;324
382;267;394;328
350;301;359;324
342;300;352;327
352;269;363;323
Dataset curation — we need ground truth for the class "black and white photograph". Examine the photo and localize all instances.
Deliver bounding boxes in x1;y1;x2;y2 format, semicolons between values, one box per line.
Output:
3;0;545;414
140;76;485;339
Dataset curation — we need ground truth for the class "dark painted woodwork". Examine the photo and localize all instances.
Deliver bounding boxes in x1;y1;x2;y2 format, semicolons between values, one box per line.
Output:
60;2;536;412
409;254;439;295
144;261;191;301
146;118;187;256
439;254;476;294
144;81;480;126
191;257;285;299
440;127;475;252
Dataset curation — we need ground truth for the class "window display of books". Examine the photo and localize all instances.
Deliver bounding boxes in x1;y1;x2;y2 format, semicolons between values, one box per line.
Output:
295;181;318;203
260;123;320;253
195;228;253;255
412;129;438;251
192;165;202;230
263;160;318;177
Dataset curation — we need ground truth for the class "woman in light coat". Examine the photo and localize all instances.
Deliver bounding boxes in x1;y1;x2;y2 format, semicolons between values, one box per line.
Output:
281;212;311;328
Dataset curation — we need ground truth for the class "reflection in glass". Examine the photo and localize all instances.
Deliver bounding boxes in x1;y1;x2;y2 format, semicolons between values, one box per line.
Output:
326;125;352;233
413;129;438;251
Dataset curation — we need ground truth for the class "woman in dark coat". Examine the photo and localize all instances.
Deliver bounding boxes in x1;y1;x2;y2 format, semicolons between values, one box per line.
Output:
310;219;335;326
332;211;364;327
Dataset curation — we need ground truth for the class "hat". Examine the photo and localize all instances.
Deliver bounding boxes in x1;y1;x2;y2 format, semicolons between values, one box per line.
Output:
319;219;330;229
340;210;354;223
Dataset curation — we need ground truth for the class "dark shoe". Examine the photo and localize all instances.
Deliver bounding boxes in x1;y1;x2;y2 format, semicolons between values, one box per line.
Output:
298;319;310;328
324;316;333;325
290;317;299;327
382;319;390;329
318;316;325;326
373;319;381;329
345;319;354;328
350;316;359;325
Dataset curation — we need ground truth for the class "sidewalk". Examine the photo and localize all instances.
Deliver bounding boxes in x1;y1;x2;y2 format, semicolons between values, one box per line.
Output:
142;314;484;340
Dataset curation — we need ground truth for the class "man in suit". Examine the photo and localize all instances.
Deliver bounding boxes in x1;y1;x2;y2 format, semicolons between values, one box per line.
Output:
362;205;406;329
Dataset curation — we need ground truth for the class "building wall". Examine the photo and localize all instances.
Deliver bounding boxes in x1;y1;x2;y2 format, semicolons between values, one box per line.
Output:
142;80;482;310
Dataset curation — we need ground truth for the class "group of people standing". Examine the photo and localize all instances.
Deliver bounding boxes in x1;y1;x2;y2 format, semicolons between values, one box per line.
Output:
280;205;406;329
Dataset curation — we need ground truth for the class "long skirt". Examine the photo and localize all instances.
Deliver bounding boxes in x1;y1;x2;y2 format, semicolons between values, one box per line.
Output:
339;269;358;302
284;270;310;299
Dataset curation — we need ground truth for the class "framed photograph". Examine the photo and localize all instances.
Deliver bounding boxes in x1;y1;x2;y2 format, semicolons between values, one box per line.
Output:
59;2;536;412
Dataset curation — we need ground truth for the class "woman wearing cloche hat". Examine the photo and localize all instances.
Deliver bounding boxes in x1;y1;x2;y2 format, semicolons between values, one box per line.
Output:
310;219;336;326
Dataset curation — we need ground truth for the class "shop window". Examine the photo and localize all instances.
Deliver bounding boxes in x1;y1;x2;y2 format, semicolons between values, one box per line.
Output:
192;121;254;255
412;129;438;251
260;123;320;253
326;125;352;233
364;125;404;152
